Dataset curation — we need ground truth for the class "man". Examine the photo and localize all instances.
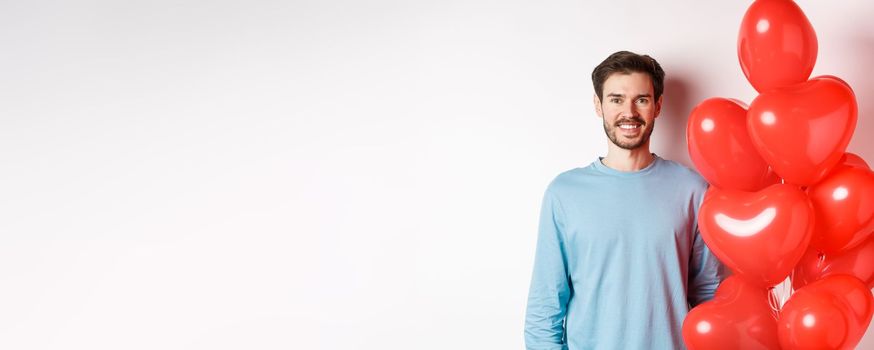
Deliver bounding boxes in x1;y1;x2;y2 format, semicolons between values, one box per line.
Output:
524;51;724;350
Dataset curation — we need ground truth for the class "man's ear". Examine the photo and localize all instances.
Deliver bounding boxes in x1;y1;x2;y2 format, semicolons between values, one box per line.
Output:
654;95;663;118
593;94;603;118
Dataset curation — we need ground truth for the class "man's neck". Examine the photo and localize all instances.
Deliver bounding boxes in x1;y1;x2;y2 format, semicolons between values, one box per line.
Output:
601;146;655;172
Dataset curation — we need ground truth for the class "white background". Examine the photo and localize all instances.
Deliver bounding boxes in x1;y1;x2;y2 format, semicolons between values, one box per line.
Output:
2;0;874;349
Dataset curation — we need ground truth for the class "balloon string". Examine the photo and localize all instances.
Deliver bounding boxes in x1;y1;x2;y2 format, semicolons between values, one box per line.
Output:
779;277;792;310
768;287;780;320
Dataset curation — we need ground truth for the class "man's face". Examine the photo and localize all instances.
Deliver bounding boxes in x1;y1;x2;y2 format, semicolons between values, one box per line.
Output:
594;72;662;150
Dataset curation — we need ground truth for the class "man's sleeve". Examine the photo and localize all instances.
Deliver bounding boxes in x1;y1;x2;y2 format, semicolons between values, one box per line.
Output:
687;224;725;307
524;188;571;350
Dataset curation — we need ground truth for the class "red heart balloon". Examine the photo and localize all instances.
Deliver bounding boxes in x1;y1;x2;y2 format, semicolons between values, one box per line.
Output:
683;276;781;350
778;275;874;350
747;76;858;186
806;165;874;254
841;152;870;170
687;97;777;191
794;234;874;290
738;0;817;92
699;184;813;287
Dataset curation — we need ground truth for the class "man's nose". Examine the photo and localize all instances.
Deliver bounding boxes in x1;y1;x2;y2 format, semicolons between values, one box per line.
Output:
621;102;637;117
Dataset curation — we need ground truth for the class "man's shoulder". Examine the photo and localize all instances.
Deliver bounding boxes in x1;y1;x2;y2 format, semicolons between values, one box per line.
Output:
656;158;708;189
547;164;594;187
552;166;588;182
542;163;602;199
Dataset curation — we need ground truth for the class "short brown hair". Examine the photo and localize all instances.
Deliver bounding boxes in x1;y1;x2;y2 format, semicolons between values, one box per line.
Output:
592;51;665;102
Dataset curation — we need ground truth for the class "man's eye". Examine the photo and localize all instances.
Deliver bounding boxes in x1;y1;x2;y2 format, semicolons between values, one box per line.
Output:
610;98;621;103
637;98;649;104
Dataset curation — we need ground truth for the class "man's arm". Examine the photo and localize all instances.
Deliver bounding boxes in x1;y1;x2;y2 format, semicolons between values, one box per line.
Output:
687;229;725;307
524;188;571;350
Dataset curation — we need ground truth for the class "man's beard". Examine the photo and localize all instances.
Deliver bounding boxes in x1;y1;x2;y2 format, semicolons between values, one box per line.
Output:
603;117;655;150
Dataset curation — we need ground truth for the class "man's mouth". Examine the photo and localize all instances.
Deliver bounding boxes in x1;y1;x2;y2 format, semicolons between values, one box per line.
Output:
617;118;644;130
618;123;641;130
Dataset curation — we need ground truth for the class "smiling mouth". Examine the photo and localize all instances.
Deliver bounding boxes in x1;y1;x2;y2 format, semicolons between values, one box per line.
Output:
615;117;645;129
618;124;641;129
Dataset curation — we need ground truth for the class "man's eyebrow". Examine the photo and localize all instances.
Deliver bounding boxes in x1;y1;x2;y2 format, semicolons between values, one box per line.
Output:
606;93;652;98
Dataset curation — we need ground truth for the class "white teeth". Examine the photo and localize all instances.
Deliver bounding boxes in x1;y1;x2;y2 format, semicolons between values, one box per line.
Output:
619;124;640;129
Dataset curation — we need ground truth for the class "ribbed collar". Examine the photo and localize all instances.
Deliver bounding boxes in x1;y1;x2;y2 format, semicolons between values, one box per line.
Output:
592;153;661;178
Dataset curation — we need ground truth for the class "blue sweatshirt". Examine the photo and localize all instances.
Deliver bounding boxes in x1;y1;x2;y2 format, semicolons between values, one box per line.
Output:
524;156;724;350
